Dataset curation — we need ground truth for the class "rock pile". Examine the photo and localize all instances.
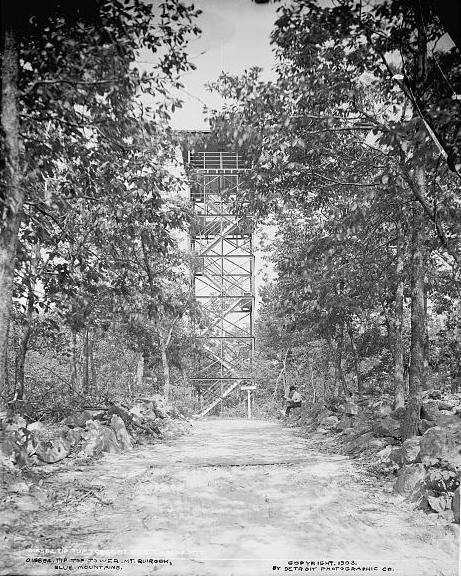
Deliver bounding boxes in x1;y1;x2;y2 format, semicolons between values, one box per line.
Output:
0;395;191;468
390;428;460;520
289;389;461;523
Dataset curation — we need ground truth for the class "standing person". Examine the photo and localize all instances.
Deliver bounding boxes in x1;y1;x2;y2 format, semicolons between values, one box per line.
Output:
285;385;302;417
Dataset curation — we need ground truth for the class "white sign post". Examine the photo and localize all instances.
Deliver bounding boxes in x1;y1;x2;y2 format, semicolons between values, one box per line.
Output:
241;385;256;419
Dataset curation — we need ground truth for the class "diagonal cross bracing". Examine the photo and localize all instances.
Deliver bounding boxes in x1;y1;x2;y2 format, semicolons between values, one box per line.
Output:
187;148;255;416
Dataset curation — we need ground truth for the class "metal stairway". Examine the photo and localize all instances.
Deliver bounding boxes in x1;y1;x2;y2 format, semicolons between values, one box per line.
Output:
187;146;255;418
198;380;241;417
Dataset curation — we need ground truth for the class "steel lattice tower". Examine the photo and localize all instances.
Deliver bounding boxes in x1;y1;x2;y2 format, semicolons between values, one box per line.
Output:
186;146;255;417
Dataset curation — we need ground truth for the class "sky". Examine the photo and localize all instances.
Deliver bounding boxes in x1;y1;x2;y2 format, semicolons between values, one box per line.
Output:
170;0;278;130
157;0;279;308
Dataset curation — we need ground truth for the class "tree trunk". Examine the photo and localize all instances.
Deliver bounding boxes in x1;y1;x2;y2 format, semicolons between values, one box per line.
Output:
346;319;362;394
402;188;426;439
326;326;348;397
335;336;349;396
70;331;79;388
0;13;22;391
281;349;288;398
15;321;31;400
82;328;90;394
403;359;410;395
423;278;430;385
89;328;97;391
154;315;179;401
15;284;35;400
1;318;10;398
135;352;144;391
309;356;316;403
160;341;171;400
14;242;40;399
322;350;329;401
391;222;405;409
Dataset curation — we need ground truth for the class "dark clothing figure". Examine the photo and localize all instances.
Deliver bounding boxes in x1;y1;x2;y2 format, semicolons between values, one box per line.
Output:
285;400;302;416
285;386;302;416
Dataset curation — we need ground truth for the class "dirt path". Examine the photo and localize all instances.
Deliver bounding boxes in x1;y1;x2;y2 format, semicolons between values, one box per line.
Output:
2;419;459;576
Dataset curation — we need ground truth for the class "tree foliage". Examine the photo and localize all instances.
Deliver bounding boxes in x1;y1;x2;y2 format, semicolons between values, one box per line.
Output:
208;0;461;434
1;1;203;412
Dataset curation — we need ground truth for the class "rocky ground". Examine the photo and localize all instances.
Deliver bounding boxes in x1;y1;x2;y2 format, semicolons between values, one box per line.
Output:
1;393;192;571
284;389;461;524
1;419;459;576
1;392;460;576
1;395;191;468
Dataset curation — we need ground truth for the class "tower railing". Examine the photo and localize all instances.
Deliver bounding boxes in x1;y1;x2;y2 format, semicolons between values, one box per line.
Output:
187;149;255;417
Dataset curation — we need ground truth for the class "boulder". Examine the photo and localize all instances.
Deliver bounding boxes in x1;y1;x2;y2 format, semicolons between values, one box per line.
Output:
452;487;460;524
446;421;461;443
319;415;339;429
36;437;71;463
326;398;343;413
336;416;353;432
1;432;21;460
393;464;426;496
110;415;132;451
420;401;440;423
62;410;94;428
152;394;172;418
57;425;70;438
3;421;37;461
418;419;436;435
437;400;456;411
381;436;400;446
427;389;442;400
99;425;121;454
389;447;403;465
352;420;372;435
66;427;84;446
129;404;143;419
377;404;392;417
345;431;375;454
27;422;46;433
390;407;406;421
373;416;400;438
376;445;393;462
401;437;421;465
1;415;31;463
315;408;334;423
138;394;171;419
419;426;456;465
2;414;27;433
368;438;387;451
82;421;120;456
85;409;106;420
437;413;461;427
